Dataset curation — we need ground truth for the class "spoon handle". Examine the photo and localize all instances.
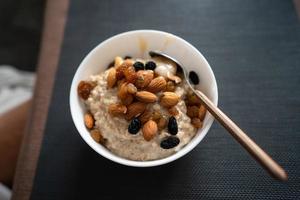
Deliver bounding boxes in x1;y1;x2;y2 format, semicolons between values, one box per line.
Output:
195;90;288;181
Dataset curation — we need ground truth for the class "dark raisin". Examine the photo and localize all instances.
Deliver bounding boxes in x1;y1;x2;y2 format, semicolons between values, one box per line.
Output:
128;117;141;134
133;61;144;71
168;116;178;135
160;136;180;149
145;61;156;70
189;71;199;85
124;56;132;59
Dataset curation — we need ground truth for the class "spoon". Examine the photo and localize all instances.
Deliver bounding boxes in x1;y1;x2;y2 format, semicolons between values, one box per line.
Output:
149;51;288;181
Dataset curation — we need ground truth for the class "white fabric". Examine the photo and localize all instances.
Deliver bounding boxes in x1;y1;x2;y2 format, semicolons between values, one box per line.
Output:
0;65;35;115
0;183;11;200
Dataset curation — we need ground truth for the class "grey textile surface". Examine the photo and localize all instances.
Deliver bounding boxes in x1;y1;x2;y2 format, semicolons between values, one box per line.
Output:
0;0;45;72
31;0;300;199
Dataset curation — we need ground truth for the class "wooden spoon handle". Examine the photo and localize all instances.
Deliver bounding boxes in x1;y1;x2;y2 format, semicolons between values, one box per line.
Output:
195;90;288;181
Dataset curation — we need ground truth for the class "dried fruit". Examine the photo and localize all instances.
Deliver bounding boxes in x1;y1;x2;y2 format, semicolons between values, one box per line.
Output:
198;105;206;120
125;102;147;120
189;71;200;85
166;81;176;92
146;76;167;93
142;120;158;141
157;117;167;130
128;117;142;134
107;68;117;88
160;92;180;107
84;113;94;129
168;107;179;116
152;111;162;122
139;109;152;124
160;136;180;149
145;61;157;70
135;70;154;88
77;81;94;100
136;91;157;103
90;129;105;144
187;106;200;118
114;56;123;68
186;93;201;106
127;83;137;94
191;118;203;128
168;116;178;135
133;61;144;71
124;66;137;83
108;103;127;116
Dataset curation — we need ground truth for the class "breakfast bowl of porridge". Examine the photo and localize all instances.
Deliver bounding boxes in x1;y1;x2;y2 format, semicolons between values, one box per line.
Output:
70;30;218;167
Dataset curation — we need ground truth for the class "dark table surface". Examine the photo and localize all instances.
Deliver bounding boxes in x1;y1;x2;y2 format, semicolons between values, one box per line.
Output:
30;0;300;199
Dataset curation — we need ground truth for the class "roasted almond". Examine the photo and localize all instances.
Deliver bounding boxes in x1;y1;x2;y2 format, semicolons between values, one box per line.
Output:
107;68;117;88
160;92;180;107
108;103;127;116
139;109;152;124
146;76;167;93
84;113;94;129
116;61;131;80
125;102;146;120
114;56;123;68
118;82;129;100
187;106;200;118
135;70;154;88
121;94;134;105
90;129;106;144
127;83;137;94
136;91;157;103
157;117;167;130
198;105;206;121
142;120;158;141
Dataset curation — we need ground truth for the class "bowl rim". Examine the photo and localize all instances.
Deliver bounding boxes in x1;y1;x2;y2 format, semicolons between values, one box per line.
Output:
70;29;218;167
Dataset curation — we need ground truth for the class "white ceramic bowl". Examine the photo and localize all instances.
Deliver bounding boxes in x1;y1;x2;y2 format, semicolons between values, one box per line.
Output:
70;30;218;167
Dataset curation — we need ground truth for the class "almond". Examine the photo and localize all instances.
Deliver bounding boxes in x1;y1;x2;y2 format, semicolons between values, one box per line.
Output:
157;117;167;130
90;129;106;144
136;91;157;103
139;109;152;124
187;106;200;118
160;92;180;107
127;83;137;94
135;70;154;88
125;102;146;120
114;56;123;68
116;61;131;80
108;103;127;116
124;66;137;83
118;82;129;100
146;76;167;93
122;94;134;105
107;68;117;88
198;105;206;120
84;113;94;129
142;120;158;141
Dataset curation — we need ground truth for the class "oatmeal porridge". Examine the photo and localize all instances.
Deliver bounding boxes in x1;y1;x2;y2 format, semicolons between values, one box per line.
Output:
77;55;206;161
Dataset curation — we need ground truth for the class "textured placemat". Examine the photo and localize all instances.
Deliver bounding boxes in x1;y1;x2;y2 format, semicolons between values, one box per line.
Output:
31;0;300;199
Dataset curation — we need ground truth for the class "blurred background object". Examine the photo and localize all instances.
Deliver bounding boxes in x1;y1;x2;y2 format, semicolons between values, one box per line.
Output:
0;0;45;199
